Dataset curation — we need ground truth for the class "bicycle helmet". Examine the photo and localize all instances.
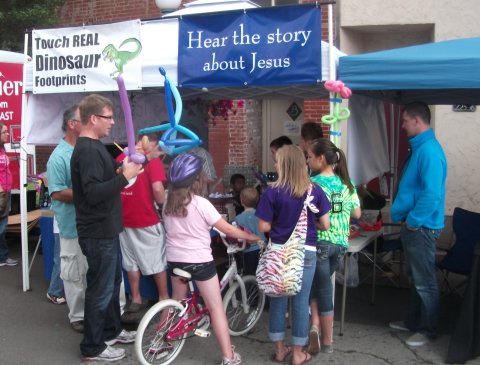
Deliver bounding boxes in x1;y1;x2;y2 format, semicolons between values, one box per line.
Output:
169;152;203;187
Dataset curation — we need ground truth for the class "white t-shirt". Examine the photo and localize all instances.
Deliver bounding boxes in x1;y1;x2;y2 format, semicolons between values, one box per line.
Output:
164;194;221;263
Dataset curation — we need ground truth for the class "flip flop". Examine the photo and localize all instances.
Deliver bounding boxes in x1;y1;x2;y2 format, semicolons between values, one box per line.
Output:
291;351;312;365
270;346;292;363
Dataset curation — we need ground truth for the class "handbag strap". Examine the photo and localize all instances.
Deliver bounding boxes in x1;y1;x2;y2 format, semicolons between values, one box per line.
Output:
289;184;315;243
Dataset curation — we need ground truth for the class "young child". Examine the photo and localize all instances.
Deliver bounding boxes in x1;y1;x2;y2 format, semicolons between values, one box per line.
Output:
233;187;265;276
256;145;331;365
230;173;246;216
306;138;361;355
163;153;260;365
117;132;169;322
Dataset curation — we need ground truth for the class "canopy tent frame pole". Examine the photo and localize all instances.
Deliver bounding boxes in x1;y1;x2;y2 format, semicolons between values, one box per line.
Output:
326;1;338;320
20;32;30;291
388;104;395;202
327;3;338;145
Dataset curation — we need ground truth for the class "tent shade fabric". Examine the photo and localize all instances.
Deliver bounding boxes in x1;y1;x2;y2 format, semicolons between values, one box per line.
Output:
0;50;24;64
338;37;480;105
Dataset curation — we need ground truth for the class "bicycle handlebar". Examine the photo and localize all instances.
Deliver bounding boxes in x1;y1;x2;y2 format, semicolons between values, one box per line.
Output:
212;228;247;252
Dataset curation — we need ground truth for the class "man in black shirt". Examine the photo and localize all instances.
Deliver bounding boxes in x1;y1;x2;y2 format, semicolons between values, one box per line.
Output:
71;94;143;362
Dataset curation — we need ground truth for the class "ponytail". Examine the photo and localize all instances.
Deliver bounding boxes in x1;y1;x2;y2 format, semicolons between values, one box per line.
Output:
333;148;354;193
309;138;354;193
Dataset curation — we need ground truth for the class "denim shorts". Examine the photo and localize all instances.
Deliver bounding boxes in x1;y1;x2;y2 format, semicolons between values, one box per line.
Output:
168;260;217;281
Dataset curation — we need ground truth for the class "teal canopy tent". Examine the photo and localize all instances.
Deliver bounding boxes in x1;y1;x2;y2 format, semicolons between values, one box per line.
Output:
338;37;480;105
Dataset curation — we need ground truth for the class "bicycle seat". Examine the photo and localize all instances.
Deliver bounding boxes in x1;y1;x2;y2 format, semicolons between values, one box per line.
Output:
173;268;192;280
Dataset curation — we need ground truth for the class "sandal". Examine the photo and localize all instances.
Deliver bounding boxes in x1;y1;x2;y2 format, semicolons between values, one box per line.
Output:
307;326;320;355
270;346;292;363
291;351;312;365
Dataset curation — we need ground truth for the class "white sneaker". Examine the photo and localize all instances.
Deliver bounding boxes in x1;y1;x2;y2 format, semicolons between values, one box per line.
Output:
220;347;241;365
406;333;429;347
82;345;125;362
389;321;409;332
105;329;136;346
0;258;18;267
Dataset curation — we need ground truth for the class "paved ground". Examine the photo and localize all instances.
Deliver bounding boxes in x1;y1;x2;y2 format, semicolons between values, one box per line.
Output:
0;239;477;365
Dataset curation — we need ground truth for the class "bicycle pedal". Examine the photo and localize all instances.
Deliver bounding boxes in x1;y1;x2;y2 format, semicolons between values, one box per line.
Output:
194;328;211;338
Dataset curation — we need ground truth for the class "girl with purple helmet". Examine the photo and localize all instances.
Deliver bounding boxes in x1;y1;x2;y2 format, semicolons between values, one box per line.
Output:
163;153;260;365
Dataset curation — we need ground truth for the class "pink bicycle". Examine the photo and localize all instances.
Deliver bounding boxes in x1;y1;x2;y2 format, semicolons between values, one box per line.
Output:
134;231;265;365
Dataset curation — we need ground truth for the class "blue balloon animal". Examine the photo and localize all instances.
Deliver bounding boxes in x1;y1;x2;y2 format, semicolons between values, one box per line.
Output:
139;67;202;155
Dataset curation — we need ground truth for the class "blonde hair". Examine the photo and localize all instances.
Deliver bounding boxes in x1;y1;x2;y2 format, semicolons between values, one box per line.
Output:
164;172;204;217
240;187;259;208
271;145;310;197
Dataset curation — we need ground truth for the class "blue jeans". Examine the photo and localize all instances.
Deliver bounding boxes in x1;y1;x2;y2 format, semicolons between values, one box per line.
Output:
268;250;316;346
47;233;64;297
400;226;441;338
0;215;8;262
79;236;122;357
311;242;346;316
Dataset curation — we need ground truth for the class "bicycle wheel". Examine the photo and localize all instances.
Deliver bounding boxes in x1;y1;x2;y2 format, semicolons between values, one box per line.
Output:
135;299;187;365
223;275;265;336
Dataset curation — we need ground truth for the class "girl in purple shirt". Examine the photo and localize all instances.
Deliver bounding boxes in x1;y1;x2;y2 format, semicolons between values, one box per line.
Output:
256;145;330;365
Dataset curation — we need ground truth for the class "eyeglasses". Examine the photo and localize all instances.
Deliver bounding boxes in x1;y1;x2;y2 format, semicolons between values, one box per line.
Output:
95;114;114;120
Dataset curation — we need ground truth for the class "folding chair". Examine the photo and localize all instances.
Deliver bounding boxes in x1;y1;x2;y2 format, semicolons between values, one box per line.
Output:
436;207;480;295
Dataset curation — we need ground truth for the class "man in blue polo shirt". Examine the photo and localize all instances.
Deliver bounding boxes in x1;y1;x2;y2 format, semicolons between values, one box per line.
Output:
47;104;86;333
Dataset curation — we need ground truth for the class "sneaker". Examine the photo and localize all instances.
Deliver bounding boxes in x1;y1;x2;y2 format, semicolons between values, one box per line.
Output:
120;310;143;324
71;320;84;333
389;321;409;332
220;347;241;365
406;333;429;347
46;293;66;305
82;345;125;362
125;301;147;313
307;326;320;355
0;258;18;266
105;329;136;346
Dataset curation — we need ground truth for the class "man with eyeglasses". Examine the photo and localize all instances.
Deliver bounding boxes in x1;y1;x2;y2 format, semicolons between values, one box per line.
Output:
71;94;144;362
0;123;17;267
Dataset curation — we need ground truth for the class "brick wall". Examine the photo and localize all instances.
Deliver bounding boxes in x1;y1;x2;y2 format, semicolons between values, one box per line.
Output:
244;99;262;166
304;99;331;138
58;0;162;25
35;146;55;173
